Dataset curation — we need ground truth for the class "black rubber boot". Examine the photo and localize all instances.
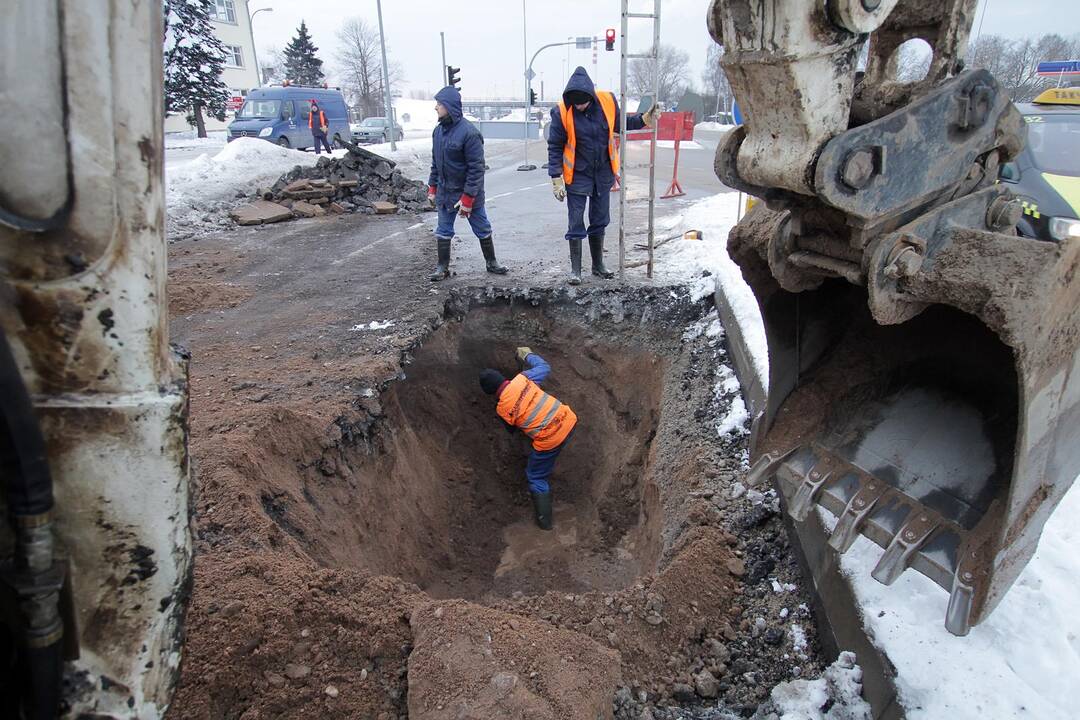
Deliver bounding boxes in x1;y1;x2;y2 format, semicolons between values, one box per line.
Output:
478;236;508;274
428;237;451;281
567;238;583;286
531;491;553;530
589;234;615;279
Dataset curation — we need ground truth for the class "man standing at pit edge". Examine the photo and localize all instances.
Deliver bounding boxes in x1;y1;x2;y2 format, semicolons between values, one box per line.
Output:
547;66;658;284
427;85;508;281
479;348;577;530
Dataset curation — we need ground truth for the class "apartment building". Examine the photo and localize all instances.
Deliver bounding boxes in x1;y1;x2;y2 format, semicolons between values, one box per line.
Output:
164;0;262;134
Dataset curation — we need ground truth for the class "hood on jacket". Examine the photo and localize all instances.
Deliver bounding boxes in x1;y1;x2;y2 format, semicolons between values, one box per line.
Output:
434;86;464;123
562;66;598;107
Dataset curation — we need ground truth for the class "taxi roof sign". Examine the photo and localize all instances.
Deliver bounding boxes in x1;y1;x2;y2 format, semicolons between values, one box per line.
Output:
1033;87;1080;105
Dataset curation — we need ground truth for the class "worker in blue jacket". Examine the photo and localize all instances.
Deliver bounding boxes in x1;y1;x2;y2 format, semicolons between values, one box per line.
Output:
427;85;508;281
547;67;658;284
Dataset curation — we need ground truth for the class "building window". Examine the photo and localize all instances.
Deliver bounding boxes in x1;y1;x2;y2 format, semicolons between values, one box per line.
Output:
211;0;237;24
224;45;244;68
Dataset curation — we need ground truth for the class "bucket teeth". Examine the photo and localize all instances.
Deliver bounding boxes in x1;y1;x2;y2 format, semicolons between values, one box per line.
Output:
789;463;832;522
746;446;798;488
828;480;887;553
871;511;941;585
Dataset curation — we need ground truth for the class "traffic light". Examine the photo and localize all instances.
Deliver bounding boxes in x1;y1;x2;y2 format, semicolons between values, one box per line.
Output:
605;28;616;51
529;88;537;105
447;65;460;88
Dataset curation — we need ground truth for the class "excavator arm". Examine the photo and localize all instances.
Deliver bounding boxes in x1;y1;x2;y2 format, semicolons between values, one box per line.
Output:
709;0;1079;635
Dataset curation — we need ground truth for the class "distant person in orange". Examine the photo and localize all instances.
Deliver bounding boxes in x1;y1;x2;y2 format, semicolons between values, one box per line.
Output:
479;348;577;530
309;100;332;154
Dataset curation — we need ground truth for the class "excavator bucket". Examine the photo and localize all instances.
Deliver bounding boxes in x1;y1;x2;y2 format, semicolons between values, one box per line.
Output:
708;0;1080;634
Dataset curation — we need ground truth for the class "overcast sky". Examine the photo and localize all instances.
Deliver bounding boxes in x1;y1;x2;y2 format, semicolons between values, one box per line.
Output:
248;0;1079;100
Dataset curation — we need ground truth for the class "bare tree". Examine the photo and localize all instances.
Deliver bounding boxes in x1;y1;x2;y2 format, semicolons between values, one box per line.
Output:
894;39;932;82
701;43;733;117
407;88;430;100
259;45;286;85
970;33;1080;101
628;44;690;105
336;17;405;117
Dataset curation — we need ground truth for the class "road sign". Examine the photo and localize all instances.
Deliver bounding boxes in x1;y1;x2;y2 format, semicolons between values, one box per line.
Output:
524;68;536;81
1037;60;1080;77
575;36;592;49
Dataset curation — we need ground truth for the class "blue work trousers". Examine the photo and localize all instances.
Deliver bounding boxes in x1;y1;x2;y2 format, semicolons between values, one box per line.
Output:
565;187;611;241
436;203;492;240
312;132;333;154
524;430;574;494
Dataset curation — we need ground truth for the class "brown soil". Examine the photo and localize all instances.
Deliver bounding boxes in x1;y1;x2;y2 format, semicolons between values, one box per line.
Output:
165;221;823;720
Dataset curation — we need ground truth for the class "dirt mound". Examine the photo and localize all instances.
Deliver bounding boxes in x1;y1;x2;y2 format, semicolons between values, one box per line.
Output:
408;600;620;720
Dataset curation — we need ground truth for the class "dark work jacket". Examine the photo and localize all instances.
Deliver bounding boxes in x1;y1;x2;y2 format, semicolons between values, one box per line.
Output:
428;86;486;209
547;66;645;195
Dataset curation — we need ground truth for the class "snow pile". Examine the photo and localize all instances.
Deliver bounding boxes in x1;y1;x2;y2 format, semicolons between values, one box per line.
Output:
763;652;872;720
648;191;768;386
393;97;438;131
713;364;748;437
165;130;227;149
351;320;395;331
166;138;345;240
825;475;1080;719
696;122;737;132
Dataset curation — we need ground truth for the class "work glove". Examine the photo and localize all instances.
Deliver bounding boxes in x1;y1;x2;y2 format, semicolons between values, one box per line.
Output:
454;194;474;218
551;176;566;202
516;346;534;363
321;125;328;134
641;104;660;128
427;185;437;208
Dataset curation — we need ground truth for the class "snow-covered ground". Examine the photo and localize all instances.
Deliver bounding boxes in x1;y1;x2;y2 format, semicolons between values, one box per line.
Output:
662;190;1080;719
696;122;737;133
166;138;347;240
393;97;438;131
164;130;228;149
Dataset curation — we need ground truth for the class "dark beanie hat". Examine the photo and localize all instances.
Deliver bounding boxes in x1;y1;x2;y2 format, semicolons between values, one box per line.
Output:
565;89;591;106
479;369;505;395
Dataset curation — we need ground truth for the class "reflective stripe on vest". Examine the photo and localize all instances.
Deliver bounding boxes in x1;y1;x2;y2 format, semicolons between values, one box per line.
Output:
496;375;575;450
558;91;620;186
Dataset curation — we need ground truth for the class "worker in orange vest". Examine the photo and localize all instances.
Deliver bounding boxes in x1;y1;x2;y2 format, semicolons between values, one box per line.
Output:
547;67;658;284
308;100;332;154
479;348;577;530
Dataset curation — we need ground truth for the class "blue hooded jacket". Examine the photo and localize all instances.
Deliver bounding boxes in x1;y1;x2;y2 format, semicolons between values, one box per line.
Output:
428;86;486;209
547;67;645;194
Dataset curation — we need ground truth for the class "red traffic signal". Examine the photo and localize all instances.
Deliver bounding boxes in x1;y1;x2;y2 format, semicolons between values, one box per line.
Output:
605;28;616;51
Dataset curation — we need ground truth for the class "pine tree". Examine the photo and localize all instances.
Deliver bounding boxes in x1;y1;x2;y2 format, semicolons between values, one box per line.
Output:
283;21;326;86
163;0;230;138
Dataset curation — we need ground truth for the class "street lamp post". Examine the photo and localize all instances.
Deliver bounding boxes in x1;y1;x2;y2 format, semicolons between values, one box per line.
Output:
518;0;535;171
376;0;398;151
248;6;273;87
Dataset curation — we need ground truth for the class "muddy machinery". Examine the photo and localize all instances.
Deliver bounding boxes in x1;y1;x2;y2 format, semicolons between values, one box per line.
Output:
1;1;190;718
708;0;1078;635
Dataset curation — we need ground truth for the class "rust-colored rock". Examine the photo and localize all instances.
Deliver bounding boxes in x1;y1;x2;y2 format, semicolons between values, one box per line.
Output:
229;200;293;226
373;201;398;215
292;201;318;218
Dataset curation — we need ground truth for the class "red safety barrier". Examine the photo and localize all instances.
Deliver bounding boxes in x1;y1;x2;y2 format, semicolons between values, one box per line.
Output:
625;111;695;142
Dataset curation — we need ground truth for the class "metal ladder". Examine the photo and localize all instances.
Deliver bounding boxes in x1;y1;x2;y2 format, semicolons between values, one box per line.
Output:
618;0;661;279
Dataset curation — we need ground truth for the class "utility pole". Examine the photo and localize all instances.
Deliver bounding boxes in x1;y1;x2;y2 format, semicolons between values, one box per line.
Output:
518;0;536;170
440;32;447;86
376;0;397;151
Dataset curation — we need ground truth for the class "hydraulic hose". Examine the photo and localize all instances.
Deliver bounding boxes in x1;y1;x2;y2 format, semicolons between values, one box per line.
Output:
0;327;64;720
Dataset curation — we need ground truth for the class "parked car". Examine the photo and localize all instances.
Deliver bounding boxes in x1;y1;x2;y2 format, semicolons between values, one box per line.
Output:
227;85;350;150
1000;87;1080;242
351;117;404;144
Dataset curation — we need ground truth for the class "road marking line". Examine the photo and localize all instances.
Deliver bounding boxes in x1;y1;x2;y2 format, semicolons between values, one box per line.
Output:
334;222;426;264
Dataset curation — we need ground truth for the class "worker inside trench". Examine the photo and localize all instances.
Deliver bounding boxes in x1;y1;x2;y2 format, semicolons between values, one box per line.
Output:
257;299;724;603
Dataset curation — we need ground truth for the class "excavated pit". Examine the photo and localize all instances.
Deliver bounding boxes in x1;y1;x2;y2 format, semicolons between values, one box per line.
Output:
178;289;828;718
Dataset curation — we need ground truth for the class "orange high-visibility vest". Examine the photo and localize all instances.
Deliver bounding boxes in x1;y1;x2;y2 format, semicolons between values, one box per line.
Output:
309;109;327;129
558;91;620;186
496;374;577;451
